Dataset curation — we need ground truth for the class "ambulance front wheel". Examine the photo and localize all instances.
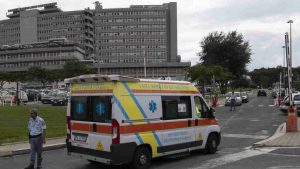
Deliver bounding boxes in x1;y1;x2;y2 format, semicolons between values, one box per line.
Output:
130;146;152;169
205;134;218;154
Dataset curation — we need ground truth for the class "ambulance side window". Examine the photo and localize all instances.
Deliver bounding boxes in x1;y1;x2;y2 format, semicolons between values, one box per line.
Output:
71;96;112;123
91;96;112;123
200;97;209;118
71;96;89;121
162;96;191;120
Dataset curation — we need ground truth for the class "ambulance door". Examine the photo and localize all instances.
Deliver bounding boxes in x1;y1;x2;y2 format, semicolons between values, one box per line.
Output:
193;95;210;149
159;96;196;154
70;96;112;152
87;96;113;152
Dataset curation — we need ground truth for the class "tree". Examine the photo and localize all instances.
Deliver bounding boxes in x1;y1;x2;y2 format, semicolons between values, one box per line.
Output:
199;31;251;78
189;65;232;94
27;66;51;87
249;67;282;88
47;69;64;87
0;71;10;89
63;60;96;78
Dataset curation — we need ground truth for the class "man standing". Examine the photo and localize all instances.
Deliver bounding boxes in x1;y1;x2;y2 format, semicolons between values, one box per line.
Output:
230;91;236;111
25;108;46;169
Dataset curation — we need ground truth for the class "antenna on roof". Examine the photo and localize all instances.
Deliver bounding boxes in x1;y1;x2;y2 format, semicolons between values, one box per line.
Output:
94;1;102;10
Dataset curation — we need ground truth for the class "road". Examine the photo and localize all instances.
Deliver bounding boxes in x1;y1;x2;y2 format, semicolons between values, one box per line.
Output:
1;93;300;169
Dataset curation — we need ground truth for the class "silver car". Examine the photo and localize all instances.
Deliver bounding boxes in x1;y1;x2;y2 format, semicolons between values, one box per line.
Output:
225;92;242;106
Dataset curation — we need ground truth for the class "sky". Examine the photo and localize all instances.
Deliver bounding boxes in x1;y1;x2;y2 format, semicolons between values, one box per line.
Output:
0;0;299;71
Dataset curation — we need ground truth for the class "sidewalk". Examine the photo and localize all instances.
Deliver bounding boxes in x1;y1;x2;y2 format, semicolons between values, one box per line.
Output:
253;123;300;147
0;137;65;157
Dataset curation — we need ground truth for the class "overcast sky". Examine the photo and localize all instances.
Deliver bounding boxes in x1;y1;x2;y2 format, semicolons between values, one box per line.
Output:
0;0;299;71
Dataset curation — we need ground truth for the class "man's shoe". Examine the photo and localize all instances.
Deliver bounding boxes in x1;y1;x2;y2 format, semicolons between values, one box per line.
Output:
24;164;34;169
37;167;42;169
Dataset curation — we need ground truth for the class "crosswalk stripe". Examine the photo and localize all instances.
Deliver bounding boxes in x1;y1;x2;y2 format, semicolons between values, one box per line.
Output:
188;148;276;169
222;133;268;140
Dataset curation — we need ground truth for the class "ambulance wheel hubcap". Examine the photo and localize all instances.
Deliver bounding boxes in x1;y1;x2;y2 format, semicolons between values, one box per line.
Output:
139;154;147;165
212;140;217;148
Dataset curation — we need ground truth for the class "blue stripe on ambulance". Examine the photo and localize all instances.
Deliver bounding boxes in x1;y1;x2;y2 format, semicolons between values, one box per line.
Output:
122;81;163;147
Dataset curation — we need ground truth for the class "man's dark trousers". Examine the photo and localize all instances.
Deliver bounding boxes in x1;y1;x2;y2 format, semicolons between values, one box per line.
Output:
30;135;43;167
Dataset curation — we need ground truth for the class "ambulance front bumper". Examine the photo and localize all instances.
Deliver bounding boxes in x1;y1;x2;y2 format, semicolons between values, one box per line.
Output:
66;140;137;165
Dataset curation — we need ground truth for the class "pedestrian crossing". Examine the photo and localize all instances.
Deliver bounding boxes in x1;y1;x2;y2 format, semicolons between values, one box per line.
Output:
217;104;276;107
188;148;277;169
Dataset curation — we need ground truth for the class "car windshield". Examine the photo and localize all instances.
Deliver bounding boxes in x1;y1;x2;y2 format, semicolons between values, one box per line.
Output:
241;92;247;96
234;92;240;97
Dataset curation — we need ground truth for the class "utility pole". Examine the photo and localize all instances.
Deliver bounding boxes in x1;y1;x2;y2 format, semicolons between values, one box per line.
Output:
143;50;146;78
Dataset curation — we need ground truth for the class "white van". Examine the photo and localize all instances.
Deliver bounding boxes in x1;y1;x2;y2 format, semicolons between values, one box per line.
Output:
65;75;221;169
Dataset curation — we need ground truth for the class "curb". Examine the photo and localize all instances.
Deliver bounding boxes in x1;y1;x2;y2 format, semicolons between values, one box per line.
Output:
0;143;66;157
0;150;13;157
13;143;66;156
252;123;286;148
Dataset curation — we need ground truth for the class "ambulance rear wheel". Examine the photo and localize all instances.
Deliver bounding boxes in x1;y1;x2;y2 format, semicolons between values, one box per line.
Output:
205;134;218;154
131;147;151;169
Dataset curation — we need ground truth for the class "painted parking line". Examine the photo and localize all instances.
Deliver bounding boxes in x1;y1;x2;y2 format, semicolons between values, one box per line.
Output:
222;133;269;140
188;148;276;169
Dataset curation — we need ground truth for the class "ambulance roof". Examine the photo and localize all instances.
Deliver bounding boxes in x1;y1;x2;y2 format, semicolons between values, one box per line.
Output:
64;74;190;84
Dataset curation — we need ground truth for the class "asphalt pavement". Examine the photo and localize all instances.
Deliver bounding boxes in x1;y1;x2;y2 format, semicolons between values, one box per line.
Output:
1;93;300;169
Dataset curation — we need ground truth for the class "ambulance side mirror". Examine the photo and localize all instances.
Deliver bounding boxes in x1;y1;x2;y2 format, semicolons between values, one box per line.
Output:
209;107;216;118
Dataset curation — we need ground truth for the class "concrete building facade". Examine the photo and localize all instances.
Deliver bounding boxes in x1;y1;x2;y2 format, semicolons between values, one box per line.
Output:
0;39;85;72
1;3;94;56
0;2;190;80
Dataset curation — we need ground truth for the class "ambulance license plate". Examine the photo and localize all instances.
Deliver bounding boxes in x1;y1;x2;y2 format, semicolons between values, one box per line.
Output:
73;133;88;142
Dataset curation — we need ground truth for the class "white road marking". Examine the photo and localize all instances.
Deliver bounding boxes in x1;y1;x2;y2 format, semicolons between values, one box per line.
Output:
267;166;300;169
250;119;260;122
188;148;276;169
268;105;275;107
258;105;264;107
222;133;269;140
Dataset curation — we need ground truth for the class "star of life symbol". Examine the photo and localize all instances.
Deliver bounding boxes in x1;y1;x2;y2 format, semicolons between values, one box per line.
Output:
149;100;157;113
75;102;84;115
96;103;105;116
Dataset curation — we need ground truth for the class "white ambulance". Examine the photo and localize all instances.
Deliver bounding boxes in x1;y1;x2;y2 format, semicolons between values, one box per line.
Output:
65;74;221;169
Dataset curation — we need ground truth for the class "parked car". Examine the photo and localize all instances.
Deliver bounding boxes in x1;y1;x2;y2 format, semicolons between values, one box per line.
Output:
225;92;242;106
26;89;41;101
241;92;249;103
257;89;267;96
0;90;28;103
279;93;300;114
51;91;67;106
41;90;60;104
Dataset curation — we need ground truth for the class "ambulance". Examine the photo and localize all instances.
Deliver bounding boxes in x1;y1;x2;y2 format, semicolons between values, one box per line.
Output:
65;74;221;169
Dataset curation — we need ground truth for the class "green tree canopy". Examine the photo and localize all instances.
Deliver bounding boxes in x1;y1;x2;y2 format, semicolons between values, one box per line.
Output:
199;31;251;78
249;66;300;88
63;60;96;79
0;71;10;89
27;66;52;87
189;65;233;94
